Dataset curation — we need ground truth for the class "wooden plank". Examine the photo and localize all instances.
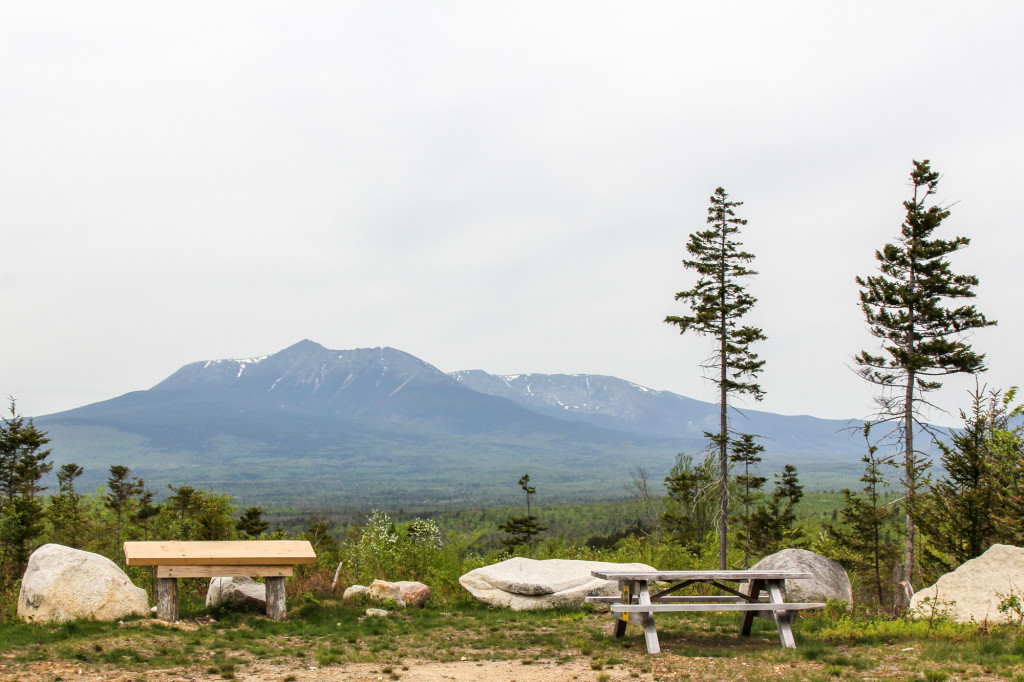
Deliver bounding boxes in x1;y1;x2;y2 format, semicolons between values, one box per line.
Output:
591;570;813;581
613;580;630;638
739;578;764;637
157;565;294;578
637;581;660;654
124;541;316;567
611;602;826;613
589;595;746;604
770;580;797;648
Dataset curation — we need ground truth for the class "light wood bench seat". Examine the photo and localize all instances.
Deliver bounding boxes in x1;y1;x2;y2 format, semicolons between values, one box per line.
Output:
124;540;317;621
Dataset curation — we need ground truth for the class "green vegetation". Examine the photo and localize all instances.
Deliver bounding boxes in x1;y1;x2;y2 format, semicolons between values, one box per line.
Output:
1;597;1023;681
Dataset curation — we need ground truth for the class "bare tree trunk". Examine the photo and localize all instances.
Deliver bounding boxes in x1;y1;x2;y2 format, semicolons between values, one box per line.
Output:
901;370;916;609
719;310;729;571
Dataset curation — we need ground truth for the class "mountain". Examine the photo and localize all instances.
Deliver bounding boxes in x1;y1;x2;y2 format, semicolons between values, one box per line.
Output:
37;340;871;508
449;370;864;457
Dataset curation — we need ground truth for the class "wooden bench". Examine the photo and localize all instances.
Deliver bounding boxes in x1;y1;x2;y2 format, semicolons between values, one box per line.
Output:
586;570;825;653
123;540;317;621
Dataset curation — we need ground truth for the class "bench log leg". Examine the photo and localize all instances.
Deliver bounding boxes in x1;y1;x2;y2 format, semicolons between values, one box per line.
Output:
767;580;796;648
739;578;764;637
156;577;178;622
267;576;287;620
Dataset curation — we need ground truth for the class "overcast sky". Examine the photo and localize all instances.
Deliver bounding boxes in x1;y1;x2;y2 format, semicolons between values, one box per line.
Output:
2;2;1021;427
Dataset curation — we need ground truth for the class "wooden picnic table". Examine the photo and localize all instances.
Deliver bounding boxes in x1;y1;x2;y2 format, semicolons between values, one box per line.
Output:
124;540;317;621
586;570;825;653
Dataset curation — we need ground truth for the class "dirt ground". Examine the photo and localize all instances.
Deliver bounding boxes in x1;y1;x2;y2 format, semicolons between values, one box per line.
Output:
0;655;821;681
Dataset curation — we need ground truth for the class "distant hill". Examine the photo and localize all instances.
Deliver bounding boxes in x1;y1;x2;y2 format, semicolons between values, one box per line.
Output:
37;340;873;508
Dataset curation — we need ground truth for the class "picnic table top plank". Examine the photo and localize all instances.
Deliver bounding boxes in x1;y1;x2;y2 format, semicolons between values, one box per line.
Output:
590;570;813;581
123;540;316;567
609;602;827;613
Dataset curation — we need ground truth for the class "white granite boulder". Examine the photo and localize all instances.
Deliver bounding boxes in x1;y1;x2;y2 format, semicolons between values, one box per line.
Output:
17;544;150;623
459;558;656;610
343;584;369;601
343;584;369;602
748;548;852;604
206;576;267;610
909;544;1024;624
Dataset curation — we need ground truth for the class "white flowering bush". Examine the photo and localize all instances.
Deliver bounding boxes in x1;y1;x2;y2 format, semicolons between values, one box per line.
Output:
357;509;399;579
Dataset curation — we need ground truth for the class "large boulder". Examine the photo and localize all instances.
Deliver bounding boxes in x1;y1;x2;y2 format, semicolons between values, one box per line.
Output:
367;579;403;602
460;558;656;610
206;577;267;610
748;548;852;604
17;544;150;623
909;544;1024;624
393;581;431;608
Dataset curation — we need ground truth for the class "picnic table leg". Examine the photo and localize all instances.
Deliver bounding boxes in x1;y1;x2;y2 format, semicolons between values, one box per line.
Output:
767;580;796;648
739;578;764;637
636;581;660;654
156;577;178;622
613;580;630;638
267;576;287;620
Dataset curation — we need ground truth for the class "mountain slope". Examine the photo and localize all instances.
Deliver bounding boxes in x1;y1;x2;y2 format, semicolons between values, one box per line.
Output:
449;370;864;457
38;341;697;506
36;340;876;507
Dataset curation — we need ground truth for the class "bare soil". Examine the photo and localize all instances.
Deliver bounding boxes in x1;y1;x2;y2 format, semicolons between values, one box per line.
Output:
0;654;830;682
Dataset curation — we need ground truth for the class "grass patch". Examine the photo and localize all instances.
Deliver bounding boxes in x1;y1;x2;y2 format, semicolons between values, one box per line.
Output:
1;601;1022;681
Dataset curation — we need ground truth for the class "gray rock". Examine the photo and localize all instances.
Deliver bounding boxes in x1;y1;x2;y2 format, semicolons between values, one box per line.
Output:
748;548;852;604
17;544;150;623
909;544;1024;624
206;576;267;610
365;608;389;617
459;558;656;610
343;584;369;601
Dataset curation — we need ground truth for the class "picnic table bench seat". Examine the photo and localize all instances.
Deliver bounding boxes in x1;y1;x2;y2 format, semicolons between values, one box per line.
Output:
124;540;317;621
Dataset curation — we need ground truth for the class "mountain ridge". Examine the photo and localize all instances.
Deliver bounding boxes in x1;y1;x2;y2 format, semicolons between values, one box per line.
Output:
36;340;871;506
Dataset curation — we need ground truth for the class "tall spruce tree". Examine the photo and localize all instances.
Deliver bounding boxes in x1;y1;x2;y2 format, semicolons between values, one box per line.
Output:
855;160;995;602
666;187;766;569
